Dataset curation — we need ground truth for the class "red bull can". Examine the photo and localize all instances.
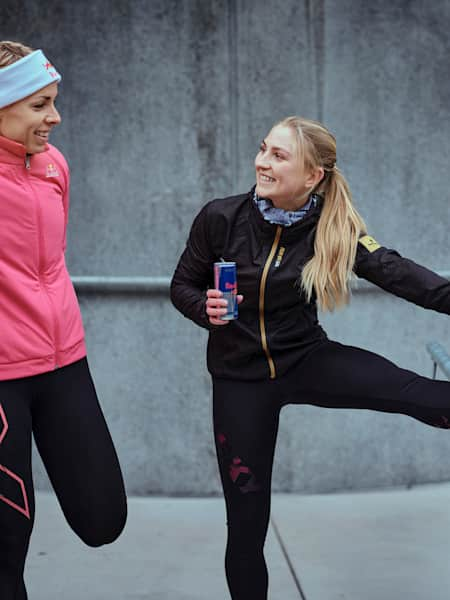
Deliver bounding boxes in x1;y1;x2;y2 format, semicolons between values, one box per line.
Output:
214;261;238;320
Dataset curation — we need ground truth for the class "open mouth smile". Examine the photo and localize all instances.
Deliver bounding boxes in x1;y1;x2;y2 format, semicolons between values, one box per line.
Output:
259;174;275;183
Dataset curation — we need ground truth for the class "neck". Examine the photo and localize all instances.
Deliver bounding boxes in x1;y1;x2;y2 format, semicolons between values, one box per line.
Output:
0;134;28;157
272;192;311;212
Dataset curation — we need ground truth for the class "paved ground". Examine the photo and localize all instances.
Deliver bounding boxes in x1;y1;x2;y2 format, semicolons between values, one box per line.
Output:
25;482;450;599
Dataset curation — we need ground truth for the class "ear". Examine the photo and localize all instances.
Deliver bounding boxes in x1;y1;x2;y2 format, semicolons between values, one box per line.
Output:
305;166;324;189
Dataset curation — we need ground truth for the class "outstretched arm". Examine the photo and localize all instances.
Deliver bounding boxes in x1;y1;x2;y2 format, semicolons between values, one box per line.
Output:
353;235;450;314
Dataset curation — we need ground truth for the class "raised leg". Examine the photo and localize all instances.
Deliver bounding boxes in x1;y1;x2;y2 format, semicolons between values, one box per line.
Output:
32;358;127;548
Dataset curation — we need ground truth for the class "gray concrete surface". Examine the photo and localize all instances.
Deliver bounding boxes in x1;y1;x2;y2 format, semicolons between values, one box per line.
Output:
2;1;450;494
26;492;299;600
26;483;450;599
273;485;450;600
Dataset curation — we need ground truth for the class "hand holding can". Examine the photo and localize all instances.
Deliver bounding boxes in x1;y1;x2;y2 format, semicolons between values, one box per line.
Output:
214;262;238;320
206;262;243;325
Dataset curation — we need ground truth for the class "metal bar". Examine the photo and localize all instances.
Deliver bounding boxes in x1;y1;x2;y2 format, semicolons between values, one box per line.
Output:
72;276;171;294
426;342;450;381
71;271;450;295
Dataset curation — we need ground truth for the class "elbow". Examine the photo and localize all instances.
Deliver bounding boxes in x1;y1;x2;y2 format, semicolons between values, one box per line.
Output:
169;276;179;310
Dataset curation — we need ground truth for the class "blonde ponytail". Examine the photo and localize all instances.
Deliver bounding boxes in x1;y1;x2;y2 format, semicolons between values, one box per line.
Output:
276;116;366;311
301;166;366;311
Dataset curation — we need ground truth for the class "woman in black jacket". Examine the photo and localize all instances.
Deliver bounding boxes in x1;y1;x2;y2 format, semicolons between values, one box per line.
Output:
171;116;450;600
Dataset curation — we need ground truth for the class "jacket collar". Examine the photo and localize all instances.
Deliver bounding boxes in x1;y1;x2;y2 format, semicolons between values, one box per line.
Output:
248;186;323;243
0;135;27;162
0;135;49;165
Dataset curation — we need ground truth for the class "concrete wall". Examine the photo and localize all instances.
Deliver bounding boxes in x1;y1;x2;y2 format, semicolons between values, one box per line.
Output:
2;0;450;495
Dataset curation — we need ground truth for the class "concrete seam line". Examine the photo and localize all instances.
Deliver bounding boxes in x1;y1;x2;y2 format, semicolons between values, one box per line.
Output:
270;515;308;599
227;0;239;193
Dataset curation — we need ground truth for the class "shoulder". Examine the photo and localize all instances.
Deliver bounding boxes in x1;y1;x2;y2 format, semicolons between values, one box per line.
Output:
199;191;251;223
355;234;385;268
354;232;403;276
208;192;250;211
189;192;250;249
45;143;70;192
356;233;398;260
46;143;69;171
357;234;382;254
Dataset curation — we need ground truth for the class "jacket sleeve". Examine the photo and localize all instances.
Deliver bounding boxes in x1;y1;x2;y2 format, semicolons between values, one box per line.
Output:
353;235;450;314
170;201;217;329
62;168;70;253
48;145;70;252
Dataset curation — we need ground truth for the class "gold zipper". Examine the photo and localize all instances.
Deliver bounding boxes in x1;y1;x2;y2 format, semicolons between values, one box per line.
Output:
259;226;282;379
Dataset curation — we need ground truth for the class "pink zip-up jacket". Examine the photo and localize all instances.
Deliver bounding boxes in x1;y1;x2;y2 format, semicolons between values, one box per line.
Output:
0;135;86;380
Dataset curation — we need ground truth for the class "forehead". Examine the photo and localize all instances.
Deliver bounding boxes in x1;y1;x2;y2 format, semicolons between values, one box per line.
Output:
26;82;59;101
265;125;297;153
2;82;59;114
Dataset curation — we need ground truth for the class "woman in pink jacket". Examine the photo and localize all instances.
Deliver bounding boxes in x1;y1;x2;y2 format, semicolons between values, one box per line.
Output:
0;41;127;599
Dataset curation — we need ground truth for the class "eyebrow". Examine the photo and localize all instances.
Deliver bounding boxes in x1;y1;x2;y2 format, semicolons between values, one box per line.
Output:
32;95;56;101
261;139;292;156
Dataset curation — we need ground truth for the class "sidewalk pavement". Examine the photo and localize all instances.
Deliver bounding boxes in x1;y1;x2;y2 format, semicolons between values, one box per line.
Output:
26;482;450;599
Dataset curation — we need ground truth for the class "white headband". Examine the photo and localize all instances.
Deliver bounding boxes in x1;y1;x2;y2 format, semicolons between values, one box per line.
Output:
0;49;62;109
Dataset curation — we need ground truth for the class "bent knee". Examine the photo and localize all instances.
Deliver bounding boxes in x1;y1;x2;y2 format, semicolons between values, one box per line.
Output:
72;501;127;547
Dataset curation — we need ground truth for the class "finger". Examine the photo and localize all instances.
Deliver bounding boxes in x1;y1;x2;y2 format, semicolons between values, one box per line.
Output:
209;317;229;326
206;298;228;308
206;288;223;298
237;294;244;304
206;306;228;317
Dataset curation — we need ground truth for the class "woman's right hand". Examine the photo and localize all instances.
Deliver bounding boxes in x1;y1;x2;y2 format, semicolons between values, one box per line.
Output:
206;289;243;325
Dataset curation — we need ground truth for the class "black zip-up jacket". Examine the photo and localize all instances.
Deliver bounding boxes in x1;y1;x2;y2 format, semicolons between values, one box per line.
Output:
171;189;450;381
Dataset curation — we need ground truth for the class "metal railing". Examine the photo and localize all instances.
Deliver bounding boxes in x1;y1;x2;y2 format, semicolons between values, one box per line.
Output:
427;341;450;381
72;275;379;294
73;278;450;383
72;276;171;294
71;270;450;295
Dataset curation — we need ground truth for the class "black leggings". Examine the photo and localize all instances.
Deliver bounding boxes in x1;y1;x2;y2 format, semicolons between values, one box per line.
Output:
0;358;127;600
213;340;450;600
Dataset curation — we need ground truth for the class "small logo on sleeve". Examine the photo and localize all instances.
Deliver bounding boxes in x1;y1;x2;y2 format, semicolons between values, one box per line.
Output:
46;163;60;178
359;235;381;253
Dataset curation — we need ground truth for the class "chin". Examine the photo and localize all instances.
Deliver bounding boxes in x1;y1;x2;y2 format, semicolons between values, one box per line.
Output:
255;183;270;196
26;145;46;154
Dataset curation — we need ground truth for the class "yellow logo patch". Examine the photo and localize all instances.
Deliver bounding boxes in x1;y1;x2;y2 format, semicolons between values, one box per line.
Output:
359;235;381;253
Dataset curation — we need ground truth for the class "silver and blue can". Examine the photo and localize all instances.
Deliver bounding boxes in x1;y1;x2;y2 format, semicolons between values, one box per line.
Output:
214;261;238;320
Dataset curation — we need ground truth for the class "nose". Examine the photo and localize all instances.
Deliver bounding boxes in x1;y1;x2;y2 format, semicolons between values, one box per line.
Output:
255;150;269;170
45;105;61;125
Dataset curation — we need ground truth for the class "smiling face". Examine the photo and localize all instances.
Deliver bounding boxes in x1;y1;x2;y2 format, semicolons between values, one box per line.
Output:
0;82;61;153
254;124;324;211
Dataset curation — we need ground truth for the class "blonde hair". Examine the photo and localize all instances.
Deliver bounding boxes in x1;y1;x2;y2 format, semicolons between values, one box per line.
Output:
0;41;33;69
275;116;366;312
